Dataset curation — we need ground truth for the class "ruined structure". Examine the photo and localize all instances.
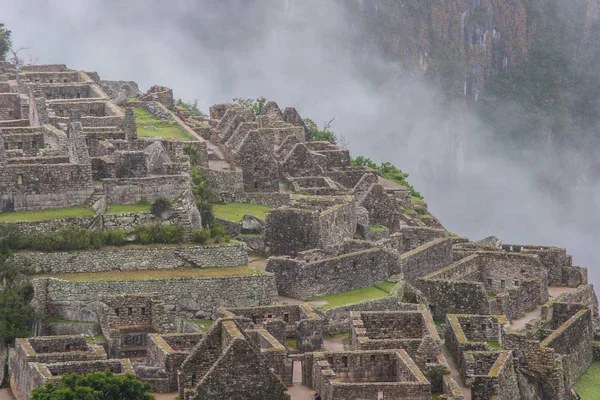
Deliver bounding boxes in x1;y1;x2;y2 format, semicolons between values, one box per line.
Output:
2;61;598;400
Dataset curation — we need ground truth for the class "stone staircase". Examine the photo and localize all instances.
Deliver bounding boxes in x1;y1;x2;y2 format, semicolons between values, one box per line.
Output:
85;183;107;213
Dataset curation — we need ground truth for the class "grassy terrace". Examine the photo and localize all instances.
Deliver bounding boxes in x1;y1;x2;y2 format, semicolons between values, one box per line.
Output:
105;202;151;215
307;281;397;310
213;203;271;222
0;205;95;222
31;266;265;282
123;106;192;141
575;361;600;398
193;319;213;333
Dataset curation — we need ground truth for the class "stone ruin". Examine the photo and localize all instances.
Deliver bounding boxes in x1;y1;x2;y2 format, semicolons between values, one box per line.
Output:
1;61;598;400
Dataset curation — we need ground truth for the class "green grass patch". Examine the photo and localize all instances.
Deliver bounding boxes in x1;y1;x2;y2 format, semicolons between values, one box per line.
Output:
285;338;297;350
488;293;497;300
403;208;418;215
307;281;395;310
487;341;503;349
574;361;600;398
105;202;151;215
325;332;350;340
213;203;271;222
370;225;387;232
31;266;264;282
433;318;445;328
418;214;433;219
0;205;95;223
193;319;213;332
123;106;192;141
412;196;426;206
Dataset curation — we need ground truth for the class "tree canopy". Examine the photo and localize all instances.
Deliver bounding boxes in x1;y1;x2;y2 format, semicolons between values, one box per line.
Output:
0;23;11;61
31;371;155;400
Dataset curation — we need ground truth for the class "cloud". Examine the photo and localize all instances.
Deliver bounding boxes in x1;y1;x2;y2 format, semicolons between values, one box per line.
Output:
4;0;598;287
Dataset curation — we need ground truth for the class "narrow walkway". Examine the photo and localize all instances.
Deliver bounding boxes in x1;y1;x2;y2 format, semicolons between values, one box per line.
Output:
0;389;15;400
288;384;316;400
323;338;346;352
509;286;578;331
441;345;471;400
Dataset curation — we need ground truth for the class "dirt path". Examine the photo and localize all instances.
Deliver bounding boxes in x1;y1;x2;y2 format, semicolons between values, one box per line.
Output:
510;286;578;331
150;393;178;400
323;338;346;352
0;388;15;400
441;345;471;400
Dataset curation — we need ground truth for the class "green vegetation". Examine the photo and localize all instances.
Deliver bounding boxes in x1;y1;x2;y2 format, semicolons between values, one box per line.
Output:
285;338;297;350
487;341;503;349
488;293;497;300
150;197;172;218
307;281;396;310
175;99;207;117
0;251;39;345
193;319;213;333
433;318;445;328
370;225;387;232
233;96;266;116
0;205;95;222
351;156;423;199
479;0;600;155
86;334;106;344
31;370;154;400
105;201;151;215
303;117;337;144
213;203;271;222
32;266;264;282
0;23;11;61
574;362;600;398
125;106;192;141
0;223;192;252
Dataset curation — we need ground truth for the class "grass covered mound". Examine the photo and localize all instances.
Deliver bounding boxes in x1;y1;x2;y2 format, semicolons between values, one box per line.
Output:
0;205;95;223
127;106;192;141
213;203;271;222
306;281;397;310
31;266;264;282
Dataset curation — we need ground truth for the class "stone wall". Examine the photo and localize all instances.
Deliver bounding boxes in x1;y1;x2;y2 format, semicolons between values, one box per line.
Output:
398;226;447;252
31;273;277;320
13;242;248;274
203;168;245;203
2;132;45;157
102;174;190;204
266;247;397;298
0;162;93;211
0;93;23;120
401;238;453;282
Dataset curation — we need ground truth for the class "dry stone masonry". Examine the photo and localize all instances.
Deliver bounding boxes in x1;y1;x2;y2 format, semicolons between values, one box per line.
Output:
1;60;598;400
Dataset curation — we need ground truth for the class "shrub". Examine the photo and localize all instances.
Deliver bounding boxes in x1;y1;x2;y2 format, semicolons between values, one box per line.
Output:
151;197;172;218
184;144;204;167
233;96;266;116
103;229;128;246
191;229;211;244
198;201;215;228
210;223;227;238
31;371;155;400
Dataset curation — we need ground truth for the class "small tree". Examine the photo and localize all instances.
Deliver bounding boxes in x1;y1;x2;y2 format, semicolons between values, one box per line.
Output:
0;251;38;345
31;371;155;400
0;23;11;61
233;96;266;116
303;117;337;144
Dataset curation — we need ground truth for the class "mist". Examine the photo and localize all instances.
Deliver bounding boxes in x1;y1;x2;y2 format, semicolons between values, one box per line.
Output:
3;0;599;287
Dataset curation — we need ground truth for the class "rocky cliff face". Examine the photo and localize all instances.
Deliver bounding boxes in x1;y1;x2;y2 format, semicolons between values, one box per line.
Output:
341;0;598;102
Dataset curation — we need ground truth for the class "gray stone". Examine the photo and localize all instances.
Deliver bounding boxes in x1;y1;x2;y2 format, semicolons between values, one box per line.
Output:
241;214;264;234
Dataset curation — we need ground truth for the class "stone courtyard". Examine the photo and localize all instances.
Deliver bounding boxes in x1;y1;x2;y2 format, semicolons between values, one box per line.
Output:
0;60;598;399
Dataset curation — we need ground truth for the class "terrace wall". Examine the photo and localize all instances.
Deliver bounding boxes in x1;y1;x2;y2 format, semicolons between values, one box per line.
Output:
31;274;277;320
13;243;247;274
102;174;190;204
401;238;453;282
266;247;397;298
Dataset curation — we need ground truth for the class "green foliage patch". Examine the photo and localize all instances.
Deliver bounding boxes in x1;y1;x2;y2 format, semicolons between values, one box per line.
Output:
303;117;337;144
175;99;207;117
233;96;267;116
31;370;155;400
351;156;423;199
